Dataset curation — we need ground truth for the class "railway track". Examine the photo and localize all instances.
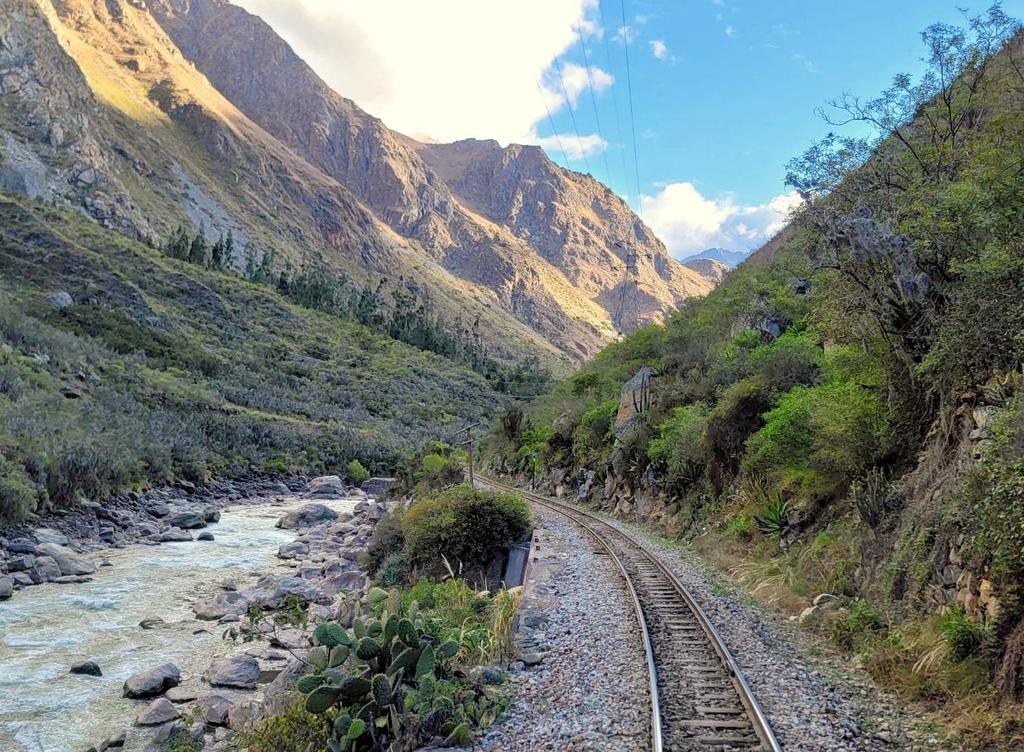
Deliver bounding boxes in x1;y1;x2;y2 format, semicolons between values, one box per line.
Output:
480;477;783;752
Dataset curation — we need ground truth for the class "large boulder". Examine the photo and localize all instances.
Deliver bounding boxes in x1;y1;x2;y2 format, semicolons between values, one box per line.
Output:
193;591;249;621
143;500;170;518
276;541;309;560
6;539;37;555
245;576;320;608
70;660;102;676
34;528;69;546
319;571;367;597
203;655;261;689
0;576;13;600
31;556;61;583
303;475;347;499
159;528;193;543
34;543;96;576
165;511;206;530
135;698;180;726
200;695;232;726
7;555;35;571
123;663;181;698
276;503;338;531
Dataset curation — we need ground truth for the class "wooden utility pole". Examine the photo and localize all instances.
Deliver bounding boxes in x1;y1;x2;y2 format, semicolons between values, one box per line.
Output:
454;423;481;486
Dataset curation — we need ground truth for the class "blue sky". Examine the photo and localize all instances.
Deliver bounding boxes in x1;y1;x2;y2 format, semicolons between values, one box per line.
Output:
238;0;1024;258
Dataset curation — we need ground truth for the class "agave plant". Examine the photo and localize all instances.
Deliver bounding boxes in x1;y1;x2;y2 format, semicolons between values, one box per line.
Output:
753;497;790;538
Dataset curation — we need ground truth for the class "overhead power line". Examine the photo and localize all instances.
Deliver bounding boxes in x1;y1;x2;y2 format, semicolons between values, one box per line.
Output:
618;0;644;217
553;54;593;175
575;3;612;188
536;80;571;168
598;0;632;205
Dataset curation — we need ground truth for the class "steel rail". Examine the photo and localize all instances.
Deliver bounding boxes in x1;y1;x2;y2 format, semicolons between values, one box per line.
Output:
482;477;783;752
481;478;664;752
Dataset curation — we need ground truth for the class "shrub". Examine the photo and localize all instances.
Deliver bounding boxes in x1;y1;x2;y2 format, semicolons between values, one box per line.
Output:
361;511;406;577
647;402;710;491
413;450;465;493
374;551;410;587
830;599;886;650
0;455;38;523
744;376;889;502
938;606;988;663
346;459;370;486
402;485;532;578
723;514;754;540
572;398;618;464
237;697;329;752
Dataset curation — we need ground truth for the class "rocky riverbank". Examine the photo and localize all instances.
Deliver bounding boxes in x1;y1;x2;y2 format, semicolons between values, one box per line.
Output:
0;475;390;602
110;482;391;752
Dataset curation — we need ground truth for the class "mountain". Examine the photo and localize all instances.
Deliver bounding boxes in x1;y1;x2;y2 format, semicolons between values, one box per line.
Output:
0;0;715;363
682;257;729;285
679;247;751;269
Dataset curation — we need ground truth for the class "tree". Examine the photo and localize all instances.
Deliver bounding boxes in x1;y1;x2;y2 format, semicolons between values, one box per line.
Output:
188;226;209;267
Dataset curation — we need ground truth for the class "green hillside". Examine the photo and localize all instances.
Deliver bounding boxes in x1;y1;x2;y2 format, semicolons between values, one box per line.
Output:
489;8;1024;742
0;194;501;523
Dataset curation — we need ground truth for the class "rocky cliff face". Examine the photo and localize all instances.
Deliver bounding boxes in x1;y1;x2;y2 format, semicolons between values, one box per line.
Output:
0;0;718;362
416;139;714;320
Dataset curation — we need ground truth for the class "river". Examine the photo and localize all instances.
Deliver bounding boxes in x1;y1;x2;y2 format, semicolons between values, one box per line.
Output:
0;495;358;752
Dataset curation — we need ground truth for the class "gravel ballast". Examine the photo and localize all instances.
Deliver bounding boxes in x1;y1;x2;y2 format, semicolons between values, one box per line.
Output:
598;515;932;752
476;507;651;751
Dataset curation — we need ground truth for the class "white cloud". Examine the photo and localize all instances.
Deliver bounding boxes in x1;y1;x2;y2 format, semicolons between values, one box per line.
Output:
791;53;820;74
650;39;669;61
545;63;614;108
724;25;737;37
641;183;803;258
612;25;636;43
535;133;608;160
234;0;606;149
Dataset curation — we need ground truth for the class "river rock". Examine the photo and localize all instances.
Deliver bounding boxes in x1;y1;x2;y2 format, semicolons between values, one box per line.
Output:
365;502;386;521
7;554;35;571
166;511;206;530
200;694;232;726
31;556;61;582
11;572;33;587
276;541;309;560
99;729;126;749
139;617;166;629
197;532;215;542
159;528;193;542
203;507;221;523
34;528;69;546
227;699;261;730
204;655;260;689
0;576;13;600
193;591;249;620
320;571;366;597
135;697;180;726
246;576;320;607
270;629;310;650
275;503;338;530
35;543;96;576
164;687;198;703
143;500;169;517
123;663;181;698
70;660;102;676
304;475;346;499
6;539;37;555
